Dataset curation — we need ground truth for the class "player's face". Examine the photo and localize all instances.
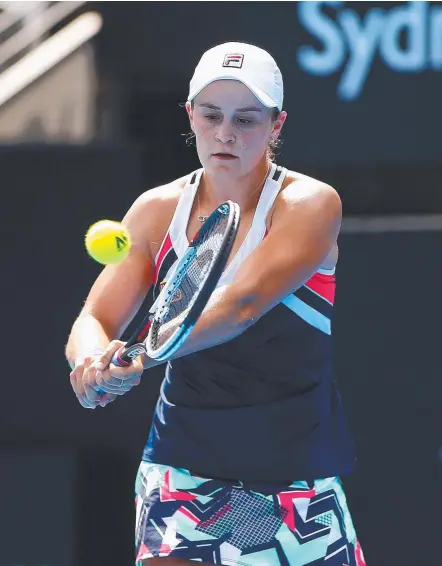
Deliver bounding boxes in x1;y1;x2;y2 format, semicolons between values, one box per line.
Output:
187;80;285;175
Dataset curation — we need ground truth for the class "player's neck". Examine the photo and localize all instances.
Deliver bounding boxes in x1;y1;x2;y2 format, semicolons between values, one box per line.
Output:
201;160;271;213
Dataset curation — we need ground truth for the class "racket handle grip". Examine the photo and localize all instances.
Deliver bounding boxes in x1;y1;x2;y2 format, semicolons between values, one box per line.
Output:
111;343;147;366
93;343;147;396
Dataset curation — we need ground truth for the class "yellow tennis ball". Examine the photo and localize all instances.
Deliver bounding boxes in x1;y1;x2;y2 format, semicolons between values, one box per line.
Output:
85;220;132;265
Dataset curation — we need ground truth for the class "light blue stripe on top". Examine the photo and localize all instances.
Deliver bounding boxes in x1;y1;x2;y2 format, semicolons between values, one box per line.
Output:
283;294;331;335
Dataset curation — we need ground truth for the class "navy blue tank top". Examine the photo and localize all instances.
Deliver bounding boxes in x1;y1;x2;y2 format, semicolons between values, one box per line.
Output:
143;164;356;483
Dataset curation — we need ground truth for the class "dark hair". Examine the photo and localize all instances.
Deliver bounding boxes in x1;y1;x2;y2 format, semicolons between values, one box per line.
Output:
184;102;283;161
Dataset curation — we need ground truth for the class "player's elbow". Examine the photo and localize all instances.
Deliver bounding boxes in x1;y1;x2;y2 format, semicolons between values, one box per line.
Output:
233;290;261;330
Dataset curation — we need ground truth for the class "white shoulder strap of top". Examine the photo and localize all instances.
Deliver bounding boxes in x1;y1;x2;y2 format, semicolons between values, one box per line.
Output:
168;168;203;257
254;163;287;223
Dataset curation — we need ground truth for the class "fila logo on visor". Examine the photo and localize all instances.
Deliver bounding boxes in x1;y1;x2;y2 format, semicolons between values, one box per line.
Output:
223;53;244;68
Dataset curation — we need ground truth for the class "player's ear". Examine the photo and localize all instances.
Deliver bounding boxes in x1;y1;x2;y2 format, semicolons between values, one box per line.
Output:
186;102;195;132
270;110;287;141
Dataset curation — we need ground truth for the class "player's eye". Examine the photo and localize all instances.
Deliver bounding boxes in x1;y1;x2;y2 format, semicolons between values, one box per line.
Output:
204;114;221;122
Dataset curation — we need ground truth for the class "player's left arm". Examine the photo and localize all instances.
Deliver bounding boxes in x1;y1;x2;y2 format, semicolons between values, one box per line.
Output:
144;180;341;366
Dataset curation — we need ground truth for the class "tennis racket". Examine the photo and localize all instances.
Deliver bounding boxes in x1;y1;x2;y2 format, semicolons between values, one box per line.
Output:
94;200;240;392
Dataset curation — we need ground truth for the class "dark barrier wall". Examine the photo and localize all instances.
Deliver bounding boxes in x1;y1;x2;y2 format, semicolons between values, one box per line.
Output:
334;232;442;566
1;145;441;565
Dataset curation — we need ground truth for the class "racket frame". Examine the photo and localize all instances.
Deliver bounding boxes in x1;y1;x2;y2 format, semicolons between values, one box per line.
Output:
145;200;240;361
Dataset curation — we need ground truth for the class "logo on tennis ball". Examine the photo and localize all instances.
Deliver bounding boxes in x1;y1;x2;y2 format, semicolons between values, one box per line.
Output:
85;219;132;265
116;235;128;251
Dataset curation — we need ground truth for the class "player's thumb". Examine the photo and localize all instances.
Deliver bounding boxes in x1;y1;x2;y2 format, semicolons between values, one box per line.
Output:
94;340;125;371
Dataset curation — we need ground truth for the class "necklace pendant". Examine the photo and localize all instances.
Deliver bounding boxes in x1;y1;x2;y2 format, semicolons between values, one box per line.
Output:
198;215;208;222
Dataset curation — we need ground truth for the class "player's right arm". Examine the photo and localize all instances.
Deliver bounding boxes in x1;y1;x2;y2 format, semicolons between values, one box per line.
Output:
66;182;179;408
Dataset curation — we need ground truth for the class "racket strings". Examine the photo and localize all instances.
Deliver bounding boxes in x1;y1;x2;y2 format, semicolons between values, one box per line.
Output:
152;212;229;349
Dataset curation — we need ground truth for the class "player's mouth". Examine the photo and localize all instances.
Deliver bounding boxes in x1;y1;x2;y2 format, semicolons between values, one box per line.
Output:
212;153;238;160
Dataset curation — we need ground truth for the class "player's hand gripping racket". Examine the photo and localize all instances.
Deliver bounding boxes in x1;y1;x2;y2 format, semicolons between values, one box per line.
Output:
94;201;240;393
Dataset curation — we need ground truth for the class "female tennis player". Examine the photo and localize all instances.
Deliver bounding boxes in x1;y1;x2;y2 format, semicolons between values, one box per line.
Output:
67;42;366;566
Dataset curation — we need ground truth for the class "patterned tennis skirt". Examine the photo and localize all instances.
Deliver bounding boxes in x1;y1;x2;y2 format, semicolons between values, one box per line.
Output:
135;461;366;566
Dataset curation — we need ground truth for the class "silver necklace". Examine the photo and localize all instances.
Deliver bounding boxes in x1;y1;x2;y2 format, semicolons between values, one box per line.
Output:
197;164;271;223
